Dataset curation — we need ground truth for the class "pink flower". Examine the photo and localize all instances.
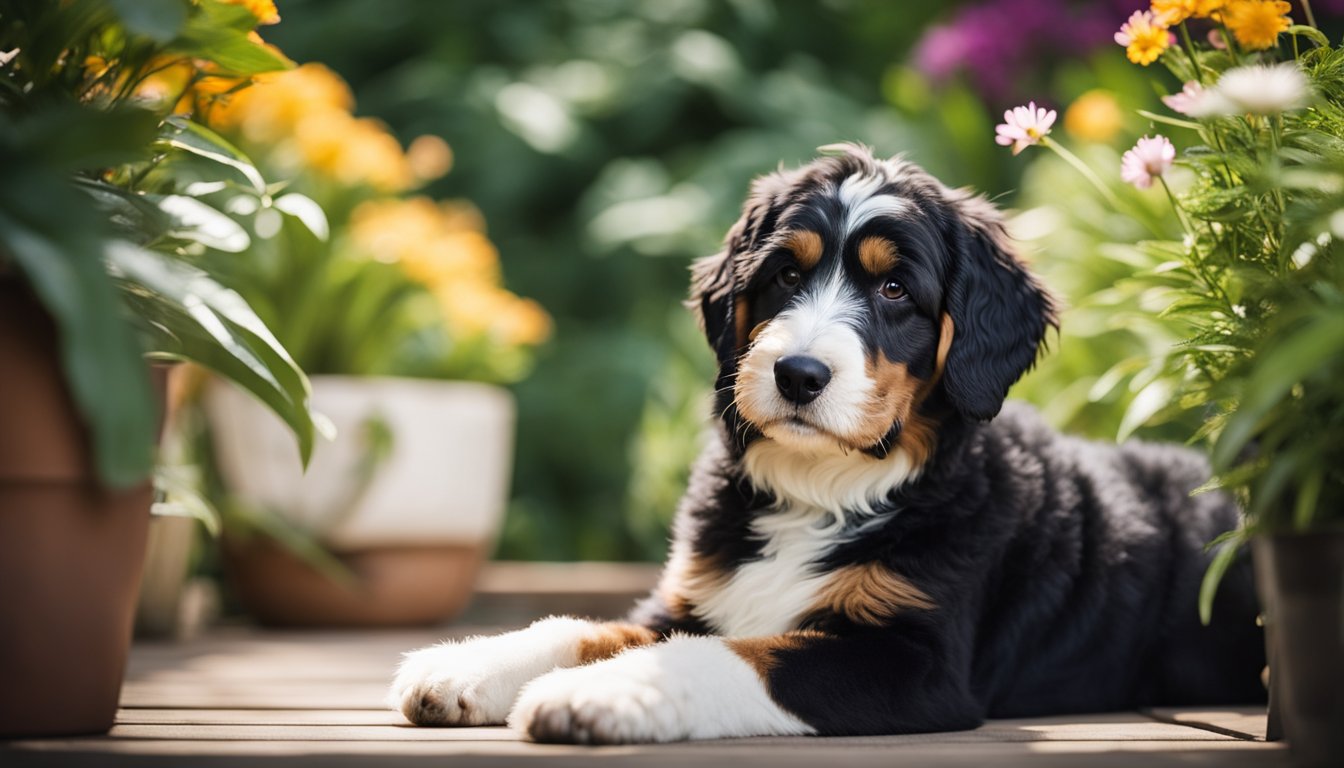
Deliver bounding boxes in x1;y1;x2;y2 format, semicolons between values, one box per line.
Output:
1162;81;1204;115
995;101;1057;155
1120;135;1176;189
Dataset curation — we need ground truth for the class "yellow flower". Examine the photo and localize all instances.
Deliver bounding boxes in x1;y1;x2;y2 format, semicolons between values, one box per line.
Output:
295;113;414;192
1115;10;1171;66
209;63;354;142
1063;90;1124;144
1151;0;1225;25
347;197;551;347
406;134;454;182
1219;0;1292;50
223;0;280;25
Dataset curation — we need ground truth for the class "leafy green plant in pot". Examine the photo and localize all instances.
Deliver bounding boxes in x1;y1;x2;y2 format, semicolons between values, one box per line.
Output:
1000;2;1343;763
180;61;551;627
0;0;319;737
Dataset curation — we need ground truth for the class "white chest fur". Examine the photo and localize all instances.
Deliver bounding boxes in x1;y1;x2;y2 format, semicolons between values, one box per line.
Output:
690;505;841;637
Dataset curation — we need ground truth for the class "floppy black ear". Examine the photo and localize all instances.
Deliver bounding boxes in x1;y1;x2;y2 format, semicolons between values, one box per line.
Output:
688;169;794;370
941;194;1058;422
688;247;738;369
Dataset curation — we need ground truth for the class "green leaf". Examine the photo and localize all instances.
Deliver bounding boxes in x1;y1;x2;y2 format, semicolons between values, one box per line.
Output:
1287;24;1330;48
1136;110;1201;131
1212;315;1344;469
156;116;268;194
1199;536;1244;626
273;193;329;241
108;0;188;43
168;1;292;76
106;244;318;467
152;464;222;536
1117;377;1174;440
151;194;251;252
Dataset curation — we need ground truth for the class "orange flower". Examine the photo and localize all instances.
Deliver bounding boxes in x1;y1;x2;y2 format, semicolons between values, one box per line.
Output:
1151;0;1226;26
1219;0;1292;50
1064;90;1124;143
224;0;280;25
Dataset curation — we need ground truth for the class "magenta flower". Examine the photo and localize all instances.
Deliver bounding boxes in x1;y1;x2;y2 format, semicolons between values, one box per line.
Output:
995;101;1057;155
1162;81;1204;116
1120;135;1176;189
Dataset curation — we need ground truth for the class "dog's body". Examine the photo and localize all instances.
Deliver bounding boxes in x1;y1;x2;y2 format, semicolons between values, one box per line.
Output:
391;145;1265;743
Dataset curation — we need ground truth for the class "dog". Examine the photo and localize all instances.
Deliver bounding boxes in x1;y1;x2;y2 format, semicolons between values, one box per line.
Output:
390;143;1266;743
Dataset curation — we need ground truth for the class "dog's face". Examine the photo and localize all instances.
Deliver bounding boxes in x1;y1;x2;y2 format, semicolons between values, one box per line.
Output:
692;144;1056;463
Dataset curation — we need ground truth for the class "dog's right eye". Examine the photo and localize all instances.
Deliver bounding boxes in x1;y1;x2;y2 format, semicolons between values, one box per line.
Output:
776;266;801;288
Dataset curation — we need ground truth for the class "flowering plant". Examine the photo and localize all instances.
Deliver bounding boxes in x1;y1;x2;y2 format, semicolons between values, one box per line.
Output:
1000;1;1344;616
0;0;319;487
189;61;550;385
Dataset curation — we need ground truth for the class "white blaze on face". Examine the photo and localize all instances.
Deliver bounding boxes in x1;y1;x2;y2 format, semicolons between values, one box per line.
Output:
734;265;872;454
837;173;908;240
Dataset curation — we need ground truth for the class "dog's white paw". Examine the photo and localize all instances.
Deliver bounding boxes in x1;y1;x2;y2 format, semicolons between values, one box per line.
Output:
510;658;682;743
508;635;813;744
390;616;595;726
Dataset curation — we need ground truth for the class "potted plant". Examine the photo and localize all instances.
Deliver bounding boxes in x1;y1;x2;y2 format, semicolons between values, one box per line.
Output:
178;61;551;626
0;0;320;736
999;2;1342;763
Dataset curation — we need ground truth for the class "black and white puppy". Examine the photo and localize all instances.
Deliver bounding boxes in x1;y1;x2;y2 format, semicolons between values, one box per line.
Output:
391;144;1266;743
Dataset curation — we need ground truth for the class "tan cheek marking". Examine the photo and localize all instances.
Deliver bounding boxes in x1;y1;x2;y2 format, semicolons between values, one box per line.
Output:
845;357;921;447
785;230;823;271
575;623;659;665
812;562;934;626
932;313;955;388
726;630;828;678
858;236;898;275
734;296;751;349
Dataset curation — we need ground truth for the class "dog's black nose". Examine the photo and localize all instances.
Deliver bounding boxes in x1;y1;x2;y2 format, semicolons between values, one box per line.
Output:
774;355;831;405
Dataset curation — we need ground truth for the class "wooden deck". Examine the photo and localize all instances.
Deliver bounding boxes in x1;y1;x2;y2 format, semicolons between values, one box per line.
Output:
1;563;1289;766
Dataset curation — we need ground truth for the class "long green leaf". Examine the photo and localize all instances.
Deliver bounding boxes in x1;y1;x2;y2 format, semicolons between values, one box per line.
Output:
1212;315;1344;469
107;244;317;466
156;116;267;194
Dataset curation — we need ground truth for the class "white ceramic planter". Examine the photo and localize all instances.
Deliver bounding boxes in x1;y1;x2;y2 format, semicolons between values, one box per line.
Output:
205;376;514;550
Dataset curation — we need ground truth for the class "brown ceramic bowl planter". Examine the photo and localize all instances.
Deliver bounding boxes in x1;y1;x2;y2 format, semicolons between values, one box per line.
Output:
0;284;159;738
206;377;514;627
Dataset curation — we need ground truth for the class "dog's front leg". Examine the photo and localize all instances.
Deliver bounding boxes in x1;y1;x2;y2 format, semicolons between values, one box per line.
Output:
509;625;981;743
391;617;658;726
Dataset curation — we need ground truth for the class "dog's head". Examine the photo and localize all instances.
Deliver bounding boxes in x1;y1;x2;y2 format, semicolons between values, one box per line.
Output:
692;144;1056;467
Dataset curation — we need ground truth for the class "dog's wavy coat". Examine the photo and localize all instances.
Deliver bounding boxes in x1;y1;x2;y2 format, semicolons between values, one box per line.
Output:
391;145;1266;743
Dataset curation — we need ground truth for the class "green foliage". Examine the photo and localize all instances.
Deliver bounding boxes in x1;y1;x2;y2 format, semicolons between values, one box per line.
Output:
0;0;316;486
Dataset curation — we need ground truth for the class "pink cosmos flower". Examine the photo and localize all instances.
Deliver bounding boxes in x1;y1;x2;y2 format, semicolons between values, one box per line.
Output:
1162;81;1205;116
1120;135;1176;189
995;101;1057;155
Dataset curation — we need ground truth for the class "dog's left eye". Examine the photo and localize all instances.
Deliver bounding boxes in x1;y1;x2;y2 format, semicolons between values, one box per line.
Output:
878;279;906;301
777;267;802;288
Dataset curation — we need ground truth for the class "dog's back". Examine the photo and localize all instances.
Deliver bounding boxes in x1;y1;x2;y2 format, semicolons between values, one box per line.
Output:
923;403;1267;716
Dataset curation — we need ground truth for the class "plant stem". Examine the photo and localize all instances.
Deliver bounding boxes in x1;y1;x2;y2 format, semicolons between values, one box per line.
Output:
1159;176;1235;311
1302;0;1318;29
1040;137;1124;210
1179;22;1204;85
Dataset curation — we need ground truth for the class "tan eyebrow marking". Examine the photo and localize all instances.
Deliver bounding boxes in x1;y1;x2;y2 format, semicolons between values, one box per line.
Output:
784;230;823;270
858;236;899;275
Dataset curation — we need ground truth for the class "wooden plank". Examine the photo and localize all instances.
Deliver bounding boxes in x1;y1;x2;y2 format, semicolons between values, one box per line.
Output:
1;737;1289;768
103;714;1238;743
1144;707;1269;741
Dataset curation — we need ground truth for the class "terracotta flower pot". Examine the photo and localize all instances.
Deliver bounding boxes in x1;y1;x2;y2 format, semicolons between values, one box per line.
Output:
0;282;152;738
1253;532;1344;768
205;375;514;627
